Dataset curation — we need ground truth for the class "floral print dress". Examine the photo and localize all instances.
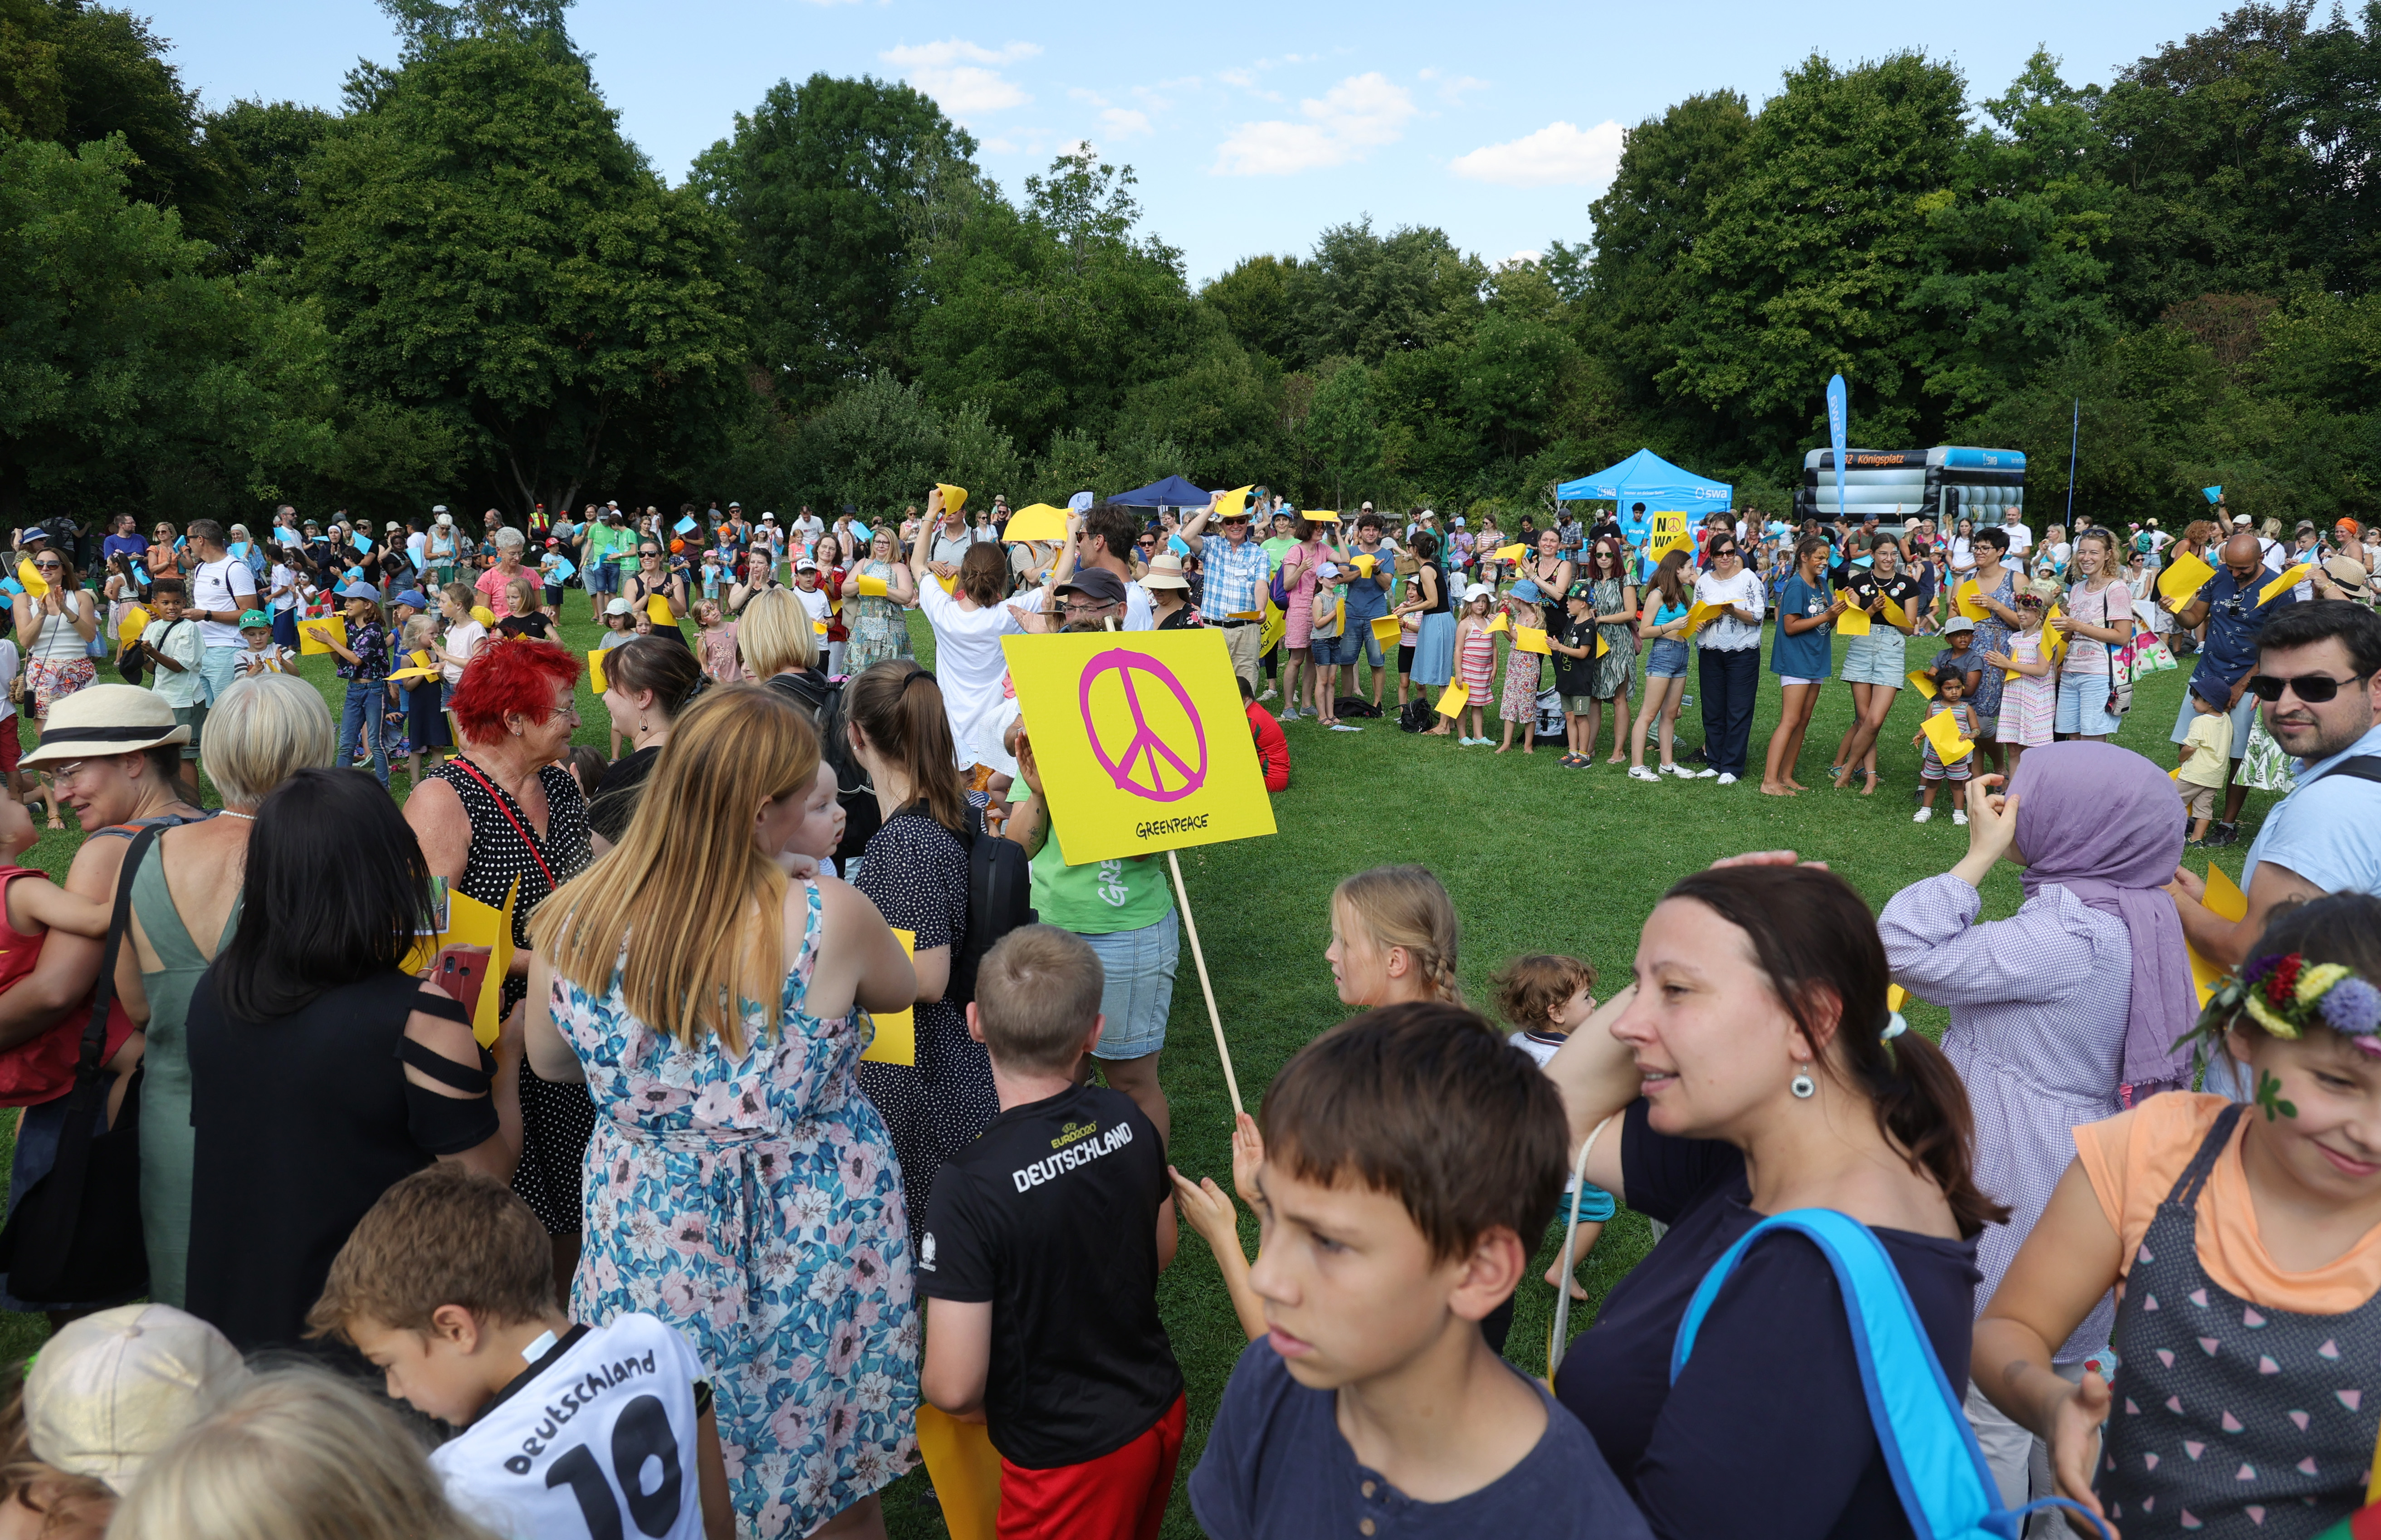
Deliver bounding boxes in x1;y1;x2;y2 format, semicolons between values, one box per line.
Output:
555;880;917;1537
844;559;912;674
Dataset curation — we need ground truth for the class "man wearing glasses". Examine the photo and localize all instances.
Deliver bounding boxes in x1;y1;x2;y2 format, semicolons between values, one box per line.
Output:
1174;494;1273;693
183;519;259;709
2171;602;2381;1094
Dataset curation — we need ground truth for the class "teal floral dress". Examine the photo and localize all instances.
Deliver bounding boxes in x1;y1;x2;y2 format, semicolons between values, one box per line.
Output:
845;558;913;674
554;880;918;1537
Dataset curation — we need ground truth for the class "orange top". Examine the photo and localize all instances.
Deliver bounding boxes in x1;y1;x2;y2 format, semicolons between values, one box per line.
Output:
2076;1091;2381;1314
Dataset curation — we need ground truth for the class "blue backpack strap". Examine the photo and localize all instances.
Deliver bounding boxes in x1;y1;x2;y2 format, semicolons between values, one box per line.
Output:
1670;1209;2111;1540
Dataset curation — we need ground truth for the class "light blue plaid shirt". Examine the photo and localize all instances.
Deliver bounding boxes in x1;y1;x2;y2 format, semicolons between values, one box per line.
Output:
1201;534;1273;618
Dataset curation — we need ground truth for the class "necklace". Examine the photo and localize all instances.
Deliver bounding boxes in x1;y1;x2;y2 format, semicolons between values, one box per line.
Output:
217;810;255;821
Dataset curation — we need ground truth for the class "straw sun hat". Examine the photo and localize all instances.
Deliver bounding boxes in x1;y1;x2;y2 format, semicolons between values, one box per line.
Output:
20;685;191;769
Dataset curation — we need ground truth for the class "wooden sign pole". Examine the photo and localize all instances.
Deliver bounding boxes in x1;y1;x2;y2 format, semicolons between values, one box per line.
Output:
1167;849;1242;1118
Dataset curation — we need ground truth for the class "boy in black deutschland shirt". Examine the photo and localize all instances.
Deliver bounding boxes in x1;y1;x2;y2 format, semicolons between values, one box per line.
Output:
919;925;1183;1539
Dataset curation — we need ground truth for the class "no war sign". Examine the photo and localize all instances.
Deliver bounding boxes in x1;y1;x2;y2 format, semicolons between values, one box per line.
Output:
1001;629;1278;865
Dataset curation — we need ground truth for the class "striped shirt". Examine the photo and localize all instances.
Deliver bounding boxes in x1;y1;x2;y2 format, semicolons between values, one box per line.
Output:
1200;535;1272;619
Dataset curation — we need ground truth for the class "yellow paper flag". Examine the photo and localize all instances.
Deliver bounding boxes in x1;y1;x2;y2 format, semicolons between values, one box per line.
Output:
645;594;675;625
936;483;968;515
2157;552;2215;608
861;929;917;1065
1835;601;1872;636
2189;863;2249;1007
1493;543;1526;562
1211;485;1253;523
855;573;890;598
1513;626;1552;655
914;1405;1001;1540
296;615;347;656
1369;615;1401;645
2259;563;2310;606
116;604;150;646
1486;612;1510;634
14;561;46;599
1002;504;1070;543
587;648;609;696
470;605;498;628
1435;682;1470;719
1955;579;1988;622
1906;670;1938;699
1921;707;1975;763
1352;555;1376;576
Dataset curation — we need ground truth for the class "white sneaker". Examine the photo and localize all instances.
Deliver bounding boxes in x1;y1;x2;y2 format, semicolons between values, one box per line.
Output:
1662;763;1692;778
1715;772;1739;785
1952;809;1969;825
1628;766;1660;782
1693;768;1719;779
1914;807;1933;823
1257;688;1277;702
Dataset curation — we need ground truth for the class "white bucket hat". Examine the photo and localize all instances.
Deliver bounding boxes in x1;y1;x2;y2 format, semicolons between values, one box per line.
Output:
20;684;192;768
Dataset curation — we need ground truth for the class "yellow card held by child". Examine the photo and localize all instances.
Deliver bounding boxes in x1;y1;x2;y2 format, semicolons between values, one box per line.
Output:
1835;602;1872;637
1513;626;1552;655
1921;708;1974;763
1435;682;1469;719
1906;670;1938;699
1369;615;1401;645
914;1404;1001;1540
1881;593;1912;629
862;929;917;1064
116;605;150;646
2157;551;2215;608
1486;612;1509;634
855;573;890;598
297;615;347;655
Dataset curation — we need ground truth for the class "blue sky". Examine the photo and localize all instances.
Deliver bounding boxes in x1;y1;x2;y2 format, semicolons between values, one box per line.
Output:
141;0;2227;284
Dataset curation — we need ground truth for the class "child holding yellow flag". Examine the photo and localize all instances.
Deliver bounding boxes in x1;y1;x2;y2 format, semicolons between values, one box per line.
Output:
1912;667;1979;824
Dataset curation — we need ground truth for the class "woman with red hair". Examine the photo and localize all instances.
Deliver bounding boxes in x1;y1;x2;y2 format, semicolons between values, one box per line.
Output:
403;638;595;1290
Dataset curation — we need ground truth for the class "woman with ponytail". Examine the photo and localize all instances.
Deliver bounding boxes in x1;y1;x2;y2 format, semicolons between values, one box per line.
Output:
1543;861;1999;1538
585;636;705;849
1876;741;2189;1509
844;660;997;1242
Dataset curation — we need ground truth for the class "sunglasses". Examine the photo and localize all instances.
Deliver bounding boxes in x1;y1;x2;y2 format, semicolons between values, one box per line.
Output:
2246;670;2372;704
32;561;61;571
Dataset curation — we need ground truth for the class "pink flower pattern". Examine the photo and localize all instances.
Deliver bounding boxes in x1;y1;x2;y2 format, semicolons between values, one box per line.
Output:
558;880;916;1534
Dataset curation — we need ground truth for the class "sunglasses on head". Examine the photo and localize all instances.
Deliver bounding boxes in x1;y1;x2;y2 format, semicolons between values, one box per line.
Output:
2246;670;2372;704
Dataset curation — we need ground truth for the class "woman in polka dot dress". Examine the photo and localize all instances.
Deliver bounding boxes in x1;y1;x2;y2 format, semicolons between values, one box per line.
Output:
404;640;596;1280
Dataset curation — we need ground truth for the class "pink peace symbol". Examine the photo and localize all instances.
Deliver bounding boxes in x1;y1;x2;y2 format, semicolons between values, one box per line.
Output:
1079;650;1208;803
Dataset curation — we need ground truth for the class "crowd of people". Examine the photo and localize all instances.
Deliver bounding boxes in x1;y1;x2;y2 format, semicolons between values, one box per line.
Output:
0;480;2376;1540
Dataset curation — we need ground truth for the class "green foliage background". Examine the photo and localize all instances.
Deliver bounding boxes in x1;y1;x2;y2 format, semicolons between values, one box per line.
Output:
5;0;2381;532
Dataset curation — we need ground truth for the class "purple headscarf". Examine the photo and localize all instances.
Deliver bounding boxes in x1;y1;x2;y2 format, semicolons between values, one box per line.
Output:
2011;742;2195;1095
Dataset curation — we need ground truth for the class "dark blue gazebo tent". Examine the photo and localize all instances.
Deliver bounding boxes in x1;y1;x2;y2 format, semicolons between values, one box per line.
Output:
1107;476;1213;509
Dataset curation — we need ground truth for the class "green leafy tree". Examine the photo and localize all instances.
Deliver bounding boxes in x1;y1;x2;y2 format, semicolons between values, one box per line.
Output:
202;98;336;274
1198;253;1305;365
302;14;746;519
1291;219;1486;366
1305;358;1382;505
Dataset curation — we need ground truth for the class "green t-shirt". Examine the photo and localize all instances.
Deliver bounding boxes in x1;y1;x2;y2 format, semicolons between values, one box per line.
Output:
1008;786;1174;934
587;522;635;571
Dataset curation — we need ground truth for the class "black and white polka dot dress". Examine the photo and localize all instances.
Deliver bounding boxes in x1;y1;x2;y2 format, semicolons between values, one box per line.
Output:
427;758;596;1234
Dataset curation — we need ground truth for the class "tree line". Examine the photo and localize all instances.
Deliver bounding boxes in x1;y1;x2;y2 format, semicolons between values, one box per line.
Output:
3;0;2376;534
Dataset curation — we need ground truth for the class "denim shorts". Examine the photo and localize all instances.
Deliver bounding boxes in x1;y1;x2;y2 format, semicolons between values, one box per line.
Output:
1309;632;1352;667
1084;908;1179;1061
2056;669;2122;736
1646;638;1689;678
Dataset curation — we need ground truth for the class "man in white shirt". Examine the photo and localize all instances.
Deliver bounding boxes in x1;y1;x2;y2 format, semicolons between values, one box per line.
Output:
1999;509;2033;559
1022;501;1153;631
790;505;824;552
182;518;258;706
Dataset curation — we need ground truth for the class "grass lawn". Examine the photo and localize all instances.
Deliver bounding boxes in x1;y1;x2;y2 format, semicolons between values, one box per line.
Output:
0;600;2268;1538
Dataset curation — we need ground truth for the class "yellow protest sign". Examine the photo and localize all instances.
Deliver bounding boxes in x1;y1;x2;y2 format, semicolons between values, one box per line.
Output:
1921;707;1974;763
2188;863;2249;1007
116;604;150;646
1513;626;1552;655
1645;510;1691;567
936;483;968;515
2259;563;2310;606
861;929;917;1065
1906;670;1938;699
2157;552;2215;608
1369;615;1401;645
296;615;347;655
1836;601;1872;637
14;561;46;599
1492;543;1526;562
999;630;1278;865
1002;504;1069;543
401;878;517;1048
1435;682;1470;719
1486;612;1509;634
587;648;609;696
855;573;890;598
1955;579;1988;621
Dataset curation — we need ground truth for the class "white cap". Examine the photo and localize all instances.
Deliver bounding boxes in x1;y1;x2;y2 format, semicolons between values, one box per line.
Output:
1463;582;1495;602
25;1305;249;1492
605;597;635;616
763;511;778;522
1317;561;1339;580
2233;513;2252;525
430;504;448;514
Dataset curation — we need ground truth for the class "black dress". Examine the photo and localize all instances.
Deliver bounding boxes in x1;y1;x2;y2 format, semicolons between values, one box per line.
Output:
184;973;496;1353
585;744;660;845
852;809;996;1242
424;758;594;1233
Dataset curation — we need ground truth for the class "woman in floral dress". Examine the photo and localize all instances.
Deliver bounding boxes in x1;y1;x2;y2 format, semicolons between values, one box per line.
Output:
846;527;915;674
526;685;922;1539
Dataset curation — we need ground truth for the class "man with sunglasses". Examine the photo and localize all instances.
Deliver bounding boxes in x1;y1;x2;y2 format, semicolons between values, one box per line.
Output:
1178;493;1273;693
2172;603;2381;1093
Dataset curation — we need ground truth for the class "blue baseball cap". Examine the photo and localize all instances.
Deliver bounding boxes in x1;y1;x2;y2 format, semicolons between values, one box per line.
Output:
393;589;430;609
335;582;377;601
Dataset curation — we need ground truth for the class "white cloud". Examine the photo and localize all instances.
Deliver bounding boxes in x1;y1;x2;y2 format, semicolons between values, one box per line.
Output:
880;39;1041;118
1448;120;1624;187
1101;108;1153;138
1503;249;1543;267
1213;73;1418;176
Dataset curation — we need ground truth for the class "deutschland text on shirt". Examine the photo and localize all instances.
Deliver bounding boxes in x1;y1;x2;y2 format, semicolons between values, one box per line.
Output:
1012;1120;1137;1192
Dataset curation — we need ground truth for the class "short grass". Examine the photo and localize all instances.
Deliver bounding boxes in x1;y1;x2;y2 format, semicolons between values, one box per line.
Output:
0;606;2266;1538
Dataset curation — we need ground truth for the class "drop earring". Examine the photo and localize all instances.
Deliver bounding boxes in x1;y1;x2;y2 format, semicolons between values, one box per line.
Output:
1790;1064;1816;1099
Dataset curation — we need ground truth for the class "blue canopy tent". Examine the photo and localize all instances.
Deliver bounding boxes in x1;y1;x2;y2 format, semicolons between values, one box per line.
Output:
1107;475;1213;509
1556;450;1732;559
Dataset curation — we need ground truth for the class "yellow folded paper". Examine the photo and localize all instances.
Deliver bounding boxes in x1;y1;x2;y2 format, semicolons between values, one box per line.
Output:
117;605;150;645
2156;552;2215;607
1955;580;1988;622
400;877;517;1048
1211;485;1253;523
1835;602;1872;636
936;482;968;515
1303;510;1340;523
646;594;675;625
1227;610;1261;622
470;605;498;628
1435;682;1469;718
296;615;347;655
812;619;831;636
2260;563;2311;606
1002;504;1070;543
1906;670;1938;699
1921;708;1975;763
15;561;46;599
855;573;890;598
1486;612;1509;634
1369;615;1401;645
862;929;917;1065
1492;543;1525;562
1513;627;1552;655
1680;600;1724;638
1352;556;1376;576
2189;863;2249;1007
587;648;610;696
937;575;956;595
1881;594;1912;629
1597;633;1610;657
914;1404;1000;1540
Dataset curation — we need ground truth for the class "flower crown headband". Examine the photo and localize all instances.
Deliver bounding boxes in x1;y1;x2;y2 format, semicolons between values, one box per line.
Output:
2183;952;2381;1119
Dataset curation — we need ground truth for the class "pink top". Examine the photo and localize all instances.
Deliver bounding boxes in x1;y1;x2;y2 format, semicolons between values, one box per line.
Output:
698;621;743;683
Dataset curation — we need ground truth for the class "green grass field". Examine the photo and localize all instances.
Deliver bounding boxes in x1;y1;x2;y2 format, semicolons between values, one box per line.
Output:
0;601;2270;1537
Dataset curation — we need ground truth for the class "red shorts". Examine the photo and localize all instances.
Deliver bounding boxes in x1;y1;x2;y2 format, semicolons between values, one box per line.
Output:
996;1393;1186;1540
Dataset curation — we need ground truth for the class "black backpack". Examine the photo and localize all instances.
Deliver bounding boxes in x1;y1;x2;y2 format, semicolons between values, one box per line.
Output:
1399;697;1436;733
890;806;1035;1007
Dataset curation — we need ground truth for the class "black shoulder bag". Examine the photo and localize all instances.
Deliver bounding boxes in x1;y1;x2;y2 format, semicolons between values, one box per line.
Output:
0;823;161;1301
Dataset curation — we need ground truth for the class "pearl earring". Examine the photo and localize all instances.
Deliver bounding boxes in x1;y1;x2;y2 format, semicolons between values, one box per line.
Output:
1790;1065;1817;1099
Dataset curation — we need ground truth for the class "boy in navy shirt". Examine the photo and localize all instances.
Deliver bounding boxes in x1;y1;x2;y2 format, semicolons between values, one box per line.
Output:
919;925;1182;1539
1189;1002;1648;1539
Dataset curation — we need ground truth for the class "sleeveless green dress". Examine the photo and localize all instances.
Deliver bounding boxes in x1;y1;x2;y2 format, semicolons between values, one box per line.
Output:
132;841;240;1309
